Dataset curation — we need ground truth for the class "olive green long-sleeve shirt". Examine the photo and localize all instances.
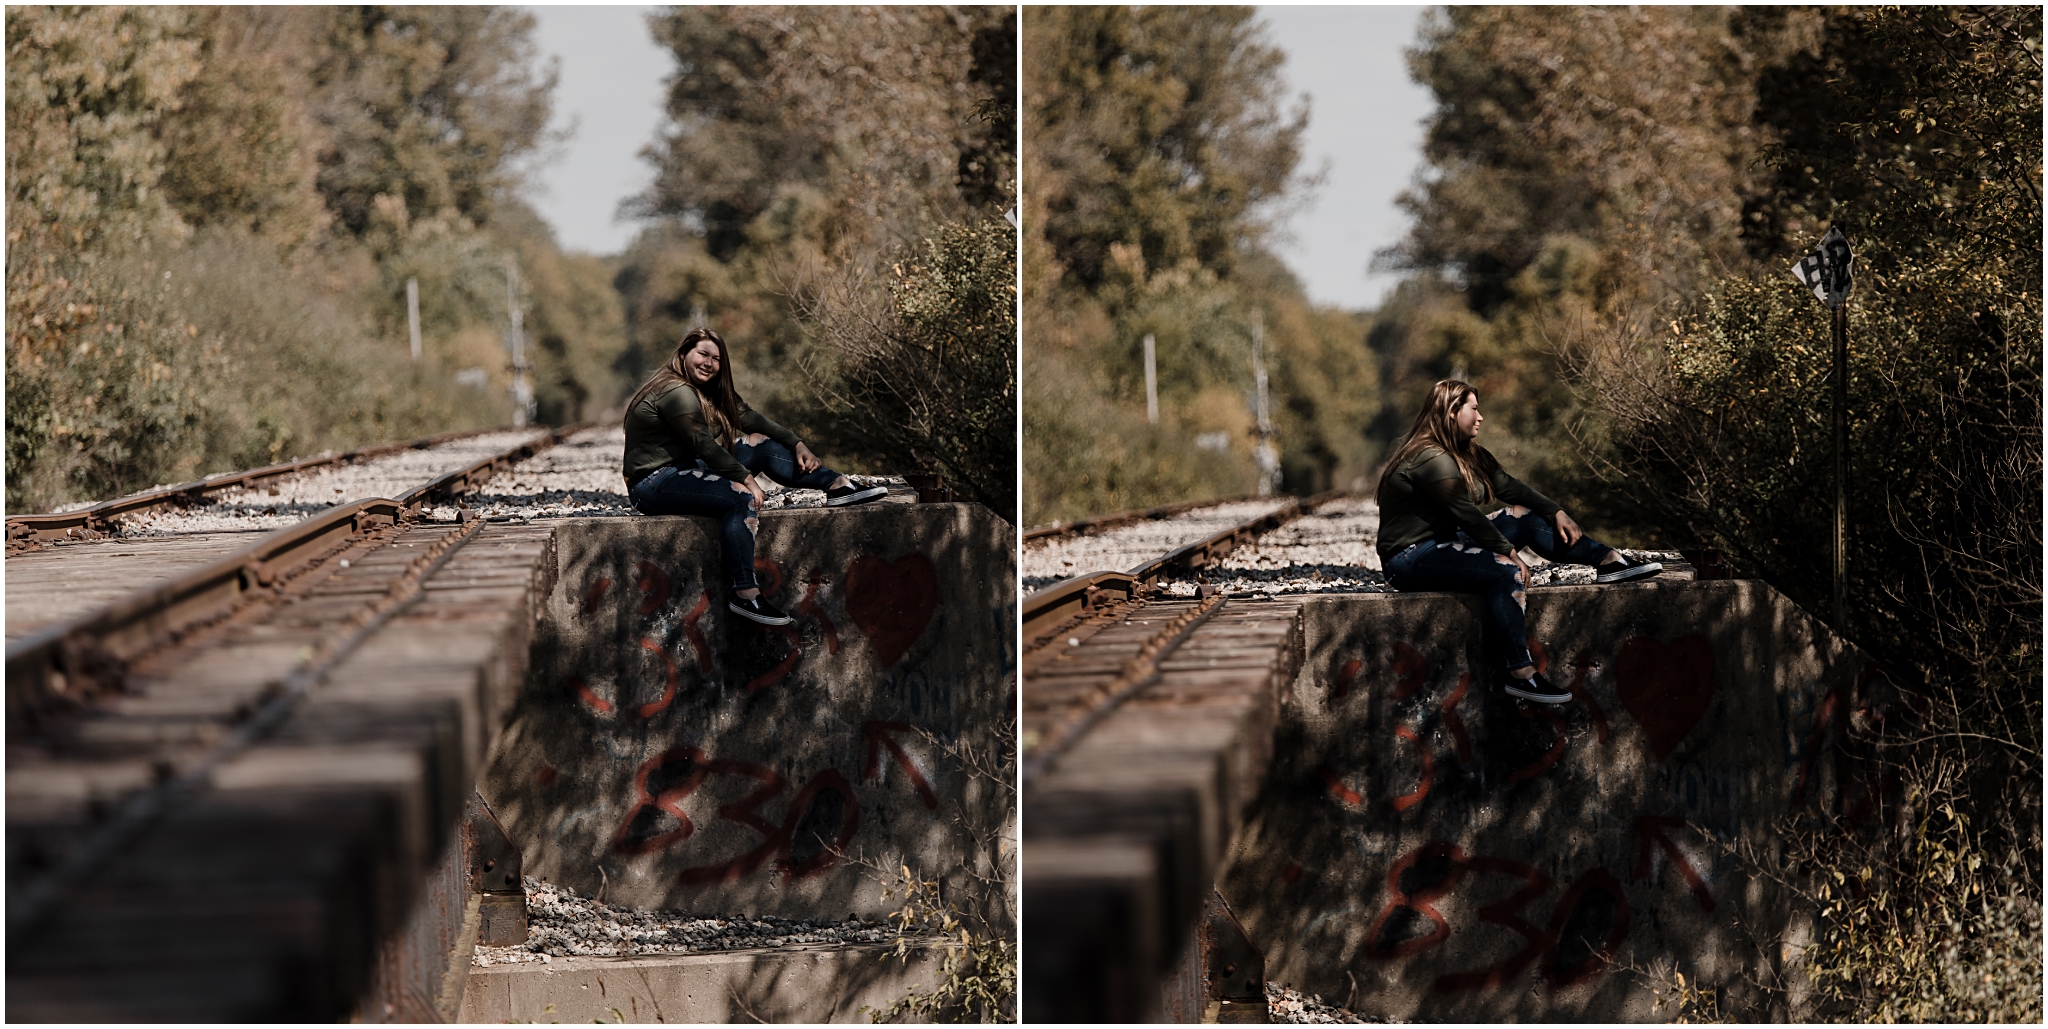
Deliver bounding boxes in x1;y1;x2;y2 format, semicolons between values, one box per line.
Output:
622;381;803;486
1376;446;1562;562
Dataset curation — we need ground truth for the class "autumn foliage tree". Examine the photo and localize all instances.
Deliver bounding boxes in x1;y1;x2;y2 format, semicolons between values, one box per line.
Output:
6;5;624;510
1022;5;1382;525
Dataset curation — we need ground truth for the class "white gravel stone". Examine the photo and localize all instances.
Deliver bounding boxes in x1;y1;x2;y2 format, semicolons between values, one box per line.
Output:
1157;496;1391;598
110;429;550;537
470;876;923;965
1022;499;1293;591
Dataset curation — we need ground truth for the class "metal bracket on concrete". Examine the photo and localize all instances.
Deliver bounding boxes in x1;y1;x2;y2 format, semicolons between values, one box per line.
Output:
465;791;528;947
1161;890;1268;1023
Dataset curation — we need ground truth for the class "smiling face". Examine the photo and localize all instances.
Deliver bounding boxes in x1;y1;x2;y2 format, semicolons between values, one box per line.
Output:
682;338;721;385
1451;391;1483;443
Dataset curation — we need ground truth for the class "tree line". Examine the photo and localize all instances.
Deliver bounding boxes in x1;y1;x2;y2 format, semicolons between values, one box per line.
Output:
8;5;1018;520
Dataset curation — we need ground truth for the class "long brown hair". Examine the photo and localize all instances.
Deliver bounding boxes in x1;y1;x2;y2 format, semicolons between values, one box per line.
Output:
1375;379;1497;505
626;327;746;445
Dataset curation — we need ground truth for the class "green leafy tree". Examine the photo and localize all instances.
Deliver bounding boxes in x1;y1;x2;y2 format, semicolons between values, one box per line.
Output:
1023;5;1376;524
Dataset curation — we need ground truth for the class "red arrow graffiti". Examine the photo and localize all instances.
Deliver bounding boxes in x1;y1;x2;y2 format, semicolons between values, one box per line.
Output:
1632;815;1715;912
863;721;938;809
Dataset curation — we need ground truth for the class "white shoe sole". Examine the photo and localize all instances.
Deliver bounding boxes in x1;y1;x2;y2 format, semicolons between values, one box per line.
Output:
728;602;793;626
1503;682;1574;704
825;485;889;506
1596;561;1663;584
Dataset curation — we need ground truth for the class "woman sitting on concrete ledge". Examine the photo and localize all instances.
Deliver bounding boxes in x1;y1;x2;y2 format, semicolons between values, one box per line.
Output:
1375;379;1660;704
622;326;885;626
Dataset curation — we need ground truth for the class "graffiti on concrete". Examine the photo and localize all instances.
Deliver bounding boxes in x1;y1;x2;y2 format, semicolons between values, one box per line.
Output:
589;720;938;885
543;546;956;890
844;553;938;669
1361;830;1714;994
1615;634;1716;759
567;550;940;713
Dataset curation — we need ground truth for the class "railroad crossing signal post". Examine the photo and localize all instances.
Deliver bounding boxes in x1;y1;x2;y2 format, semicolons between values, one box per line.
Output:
1791;225;1854;630
1251;311;1280;496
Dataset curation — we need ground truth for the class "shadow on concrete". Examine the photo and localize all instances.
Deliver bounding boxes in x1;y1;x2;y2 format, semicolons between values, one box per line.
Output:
1217;578;1889;1021
479;505;1014;929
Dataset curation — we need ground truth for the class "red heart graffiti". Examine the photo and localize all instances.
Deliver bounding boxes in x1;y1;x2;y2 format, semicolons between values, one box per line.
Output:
1613;634;1716;759
843;553;938;669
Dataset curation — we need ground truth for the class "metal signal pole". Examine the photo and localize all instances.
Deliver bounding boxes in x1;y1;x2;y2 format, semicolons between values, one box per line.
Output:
1831;301;1847;630
1793;224;1854;631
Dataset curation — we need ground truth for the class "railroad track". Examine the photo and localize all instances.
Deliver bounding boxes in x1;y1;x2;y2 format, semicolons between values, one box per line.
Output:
5;424;581;1020
5;422;951;1020
6;425;544;548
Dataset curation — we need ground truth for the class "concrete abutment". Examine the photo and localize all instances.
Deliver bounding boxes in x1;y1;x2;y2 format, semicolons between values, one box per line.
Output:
1214;578;1884;1021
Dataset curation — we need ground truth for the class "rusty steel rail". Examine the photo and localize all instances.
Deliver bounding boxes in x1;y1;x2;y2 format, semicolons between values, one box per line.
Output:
1022;492;1274;543
5;424;525;546
4;425;581;730
1021;490;1347;642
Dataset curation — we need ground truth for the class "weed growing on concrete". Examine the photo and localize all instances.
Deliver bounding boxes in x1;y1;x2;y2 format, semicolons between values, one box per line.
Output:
858;716;1017;1023
1640;967;1723;1024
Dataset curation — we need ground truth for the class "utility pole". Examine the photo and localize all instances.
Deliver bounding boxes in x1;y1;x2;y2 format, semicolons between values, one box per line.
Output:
406;277;421;363
505;264;533;427
1143;333;1158;425
1251;310;1279;496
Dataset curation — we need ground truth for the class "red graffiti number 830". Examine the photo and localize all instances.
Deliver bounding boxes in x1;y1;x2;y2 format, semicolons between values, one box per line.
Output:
1365;842;1631;993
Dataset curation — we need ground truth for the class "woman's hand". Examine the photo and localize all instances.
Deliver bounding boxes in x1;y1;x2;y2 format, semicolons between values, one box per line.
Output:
1512;552;1533;590
745;475;766;509
793;442;820;475
1553;510;1584;547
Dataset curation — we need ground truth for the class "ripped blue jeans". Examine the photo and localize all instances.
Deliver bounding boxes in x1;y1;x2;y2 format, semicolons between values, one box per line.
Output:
1384;508;1616;673
628;437;842;591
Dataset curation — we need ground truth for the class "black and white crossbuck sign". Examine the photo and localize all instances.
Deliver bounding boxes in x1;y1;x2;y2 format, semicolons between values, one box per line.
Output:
1791;225;1854;308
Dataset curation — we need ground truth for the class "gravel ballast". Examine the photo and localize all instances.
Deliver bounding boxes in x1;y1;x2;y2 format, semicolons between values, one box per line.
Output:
471;877;923;966
108;429;550;537
1022;498;1293;591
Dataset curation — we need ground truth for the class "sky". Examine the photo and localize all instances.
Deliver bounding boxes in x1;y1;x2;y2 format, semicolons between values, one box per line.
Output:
1256;6;1435;312
522;5;1439;307
524;6;670;256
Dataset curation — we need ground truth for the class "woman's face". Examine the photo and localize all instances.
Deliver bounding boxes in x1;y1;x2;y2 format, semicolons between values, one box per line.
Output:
682;339;721;385
1451;392;1483;443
